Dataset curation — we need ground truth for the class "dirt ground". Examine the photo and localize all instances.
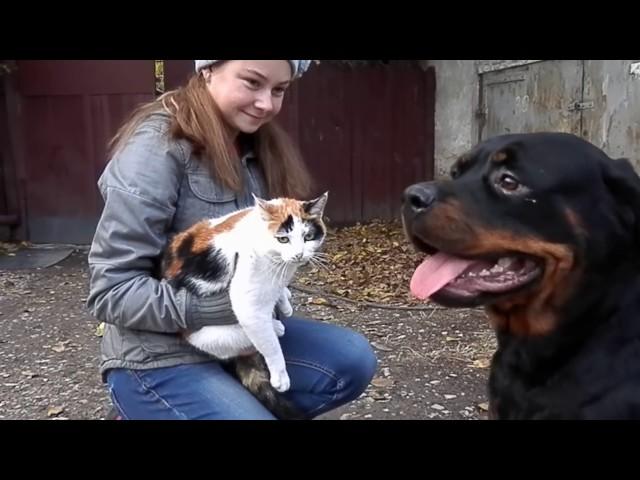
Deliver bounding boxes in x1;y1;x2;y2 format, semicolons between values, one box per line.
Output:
0;247;496;420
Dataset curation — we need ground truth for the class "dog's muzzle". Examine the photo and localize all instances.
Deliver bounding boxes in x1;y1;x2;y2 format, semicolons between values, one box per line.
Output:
403;182;438;214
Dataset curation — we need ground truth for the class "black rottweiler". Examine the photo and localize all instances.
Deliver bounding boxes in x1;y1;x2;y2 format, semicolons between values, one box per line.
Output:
401;132;640;419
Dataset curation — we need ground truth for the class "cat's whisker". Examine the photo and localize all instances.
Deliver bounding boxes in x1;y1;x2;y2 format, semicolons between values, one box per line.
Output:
312;258;331;267
269;257;288;286
308;257;328;268
266;258;284;282
311;253;331;265
311;258;330;265
273;260;288;286
276;261;286;285
308;257;331;273
265;257;277;271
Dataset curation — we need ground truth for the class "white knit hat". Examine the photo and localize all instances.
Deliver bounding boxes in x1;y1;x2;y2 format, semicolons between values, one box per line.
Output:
195;60;312;79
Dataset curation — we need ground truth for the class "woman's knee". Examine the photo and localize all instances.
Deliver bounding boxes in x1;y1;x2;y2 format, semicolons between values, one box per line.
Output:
335;328;378;399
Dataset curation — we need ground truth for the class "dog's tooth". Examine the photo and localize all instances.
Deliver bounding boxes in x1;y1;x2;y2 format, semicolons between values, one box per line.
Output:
479;270;491;277
497;257;513;268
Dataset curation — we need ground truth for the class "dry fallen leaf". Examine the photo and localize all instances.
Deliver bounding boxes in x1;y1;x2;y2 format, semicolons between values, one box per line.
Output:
95;322;105;337
309;297;329;306
371;342;393;352
471;358;491;369
51;344;67;353
477;402;490;412
371;377;394;388
47;406;65;417
370;390;388;400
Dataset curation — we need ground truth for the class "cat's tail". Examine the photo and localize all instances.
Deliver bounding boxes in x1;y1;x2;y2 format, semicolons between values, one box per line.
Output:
230;354;306;420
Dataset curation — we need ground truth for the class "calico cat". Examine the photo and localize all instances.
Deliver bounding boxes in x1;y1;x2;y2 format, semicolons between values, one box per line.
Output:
161;192;329;419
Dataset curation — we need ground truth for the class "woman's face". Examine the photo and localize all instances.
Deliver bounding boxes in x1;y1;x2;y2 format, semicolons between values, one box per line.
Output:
203;60;293;135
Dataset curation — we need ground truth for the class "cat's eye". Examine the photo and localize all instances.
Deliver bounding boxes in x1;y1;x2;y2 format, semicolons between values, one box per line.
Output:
277;237;290;244
304;233;315;241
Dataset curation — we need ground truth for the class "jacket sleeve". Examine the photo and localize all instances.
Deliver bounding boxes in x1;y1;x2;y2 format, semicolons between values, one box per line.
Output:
86;120;238;332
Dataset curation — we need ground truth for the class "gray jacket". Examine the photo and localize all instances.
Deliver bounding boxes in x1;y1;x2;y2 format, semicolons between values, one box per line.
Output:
87;111;269;380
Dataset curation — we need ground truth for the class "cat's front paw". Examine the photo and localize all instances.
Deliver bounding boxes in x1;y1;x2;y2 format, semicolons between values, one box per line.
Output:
269;369;290;392
276;288;294;317
273;319;286;337
278;302;293;318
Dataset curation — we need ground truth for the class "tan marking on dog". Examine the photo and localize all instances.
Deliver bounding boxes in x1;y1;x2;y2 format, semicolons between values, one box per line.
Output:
468;231;576;336
491;151;508;163
411;199;579;336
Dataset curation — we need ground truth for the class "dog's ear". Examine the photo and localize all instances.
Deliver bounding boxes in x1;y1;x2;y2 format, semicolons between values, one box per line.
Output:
601;156;640;243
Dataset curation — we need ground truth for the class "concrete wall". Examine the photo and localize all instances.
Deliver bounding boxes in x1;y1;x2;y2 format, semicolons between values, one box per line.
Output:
427;61;479;179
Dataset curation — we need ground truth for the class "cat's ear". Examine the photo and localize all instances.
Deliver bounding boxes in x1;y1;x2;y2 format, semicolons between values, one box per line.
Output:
303;191;329;217
252;193;270;210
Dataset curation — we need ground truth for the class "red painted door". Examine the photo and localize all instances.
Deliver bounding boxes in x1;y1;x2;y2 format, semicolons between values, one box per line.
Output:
13;60;155;243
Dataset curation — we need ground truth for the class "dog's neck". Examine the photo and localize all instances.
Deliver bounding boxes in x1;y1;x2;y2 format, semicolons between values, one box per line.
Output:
489;258;640;375
488;246;640;334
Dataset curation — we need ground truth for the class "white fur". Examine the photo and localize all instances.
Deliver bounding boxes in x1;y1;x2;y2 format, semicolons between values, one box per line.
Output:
184;196;327;392
186;318;286;360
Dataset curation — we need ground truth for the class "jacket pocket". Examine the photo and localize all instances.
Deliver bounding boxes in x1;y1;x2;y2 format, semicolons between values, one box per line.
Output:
187;173;236;203
136;331;197;361
174;171;239;230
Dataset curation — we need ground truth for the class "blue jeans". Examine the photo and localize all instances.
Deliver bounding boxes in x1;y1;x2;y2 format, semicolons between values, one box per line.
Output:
106;317;378;419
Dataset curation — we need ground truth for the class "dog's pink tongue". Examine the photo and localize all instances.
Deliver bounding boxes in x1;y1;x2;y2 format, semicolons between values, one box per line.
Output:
410;252;475;300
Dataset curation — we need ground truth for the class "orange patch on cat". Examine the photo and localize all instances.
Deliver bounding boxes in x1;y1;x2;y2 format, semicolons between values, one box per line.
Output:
165;258;183;279
184;225;212;254
191;211;248;250
263;199;305;233
212;209;250;235
169;210;249;258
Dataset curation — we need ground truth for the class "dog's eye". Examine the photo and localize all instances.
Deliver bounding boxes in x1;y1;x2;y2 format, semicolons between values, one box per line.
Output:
498;173;521;192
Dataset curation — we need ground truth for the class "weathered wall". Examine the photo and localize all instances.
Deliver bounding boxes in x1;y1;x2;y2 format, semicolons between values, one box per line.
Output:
428;60;479;178
430;60;640;178
582;60;640;168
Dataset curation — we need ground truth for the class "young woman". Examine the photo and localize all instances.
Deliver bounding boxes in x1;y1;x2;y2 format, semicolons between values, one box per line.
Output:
87;60;378;420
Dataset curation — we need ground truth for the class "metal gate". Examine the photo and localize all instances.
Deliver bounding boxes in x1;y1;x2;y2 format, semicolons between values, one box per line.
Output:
478;60;640;167
3;60;155;243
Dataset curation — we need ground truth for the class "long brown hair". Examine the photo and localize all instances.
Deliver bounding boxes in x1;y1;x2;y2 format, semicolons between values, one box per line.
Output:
108;72;313;199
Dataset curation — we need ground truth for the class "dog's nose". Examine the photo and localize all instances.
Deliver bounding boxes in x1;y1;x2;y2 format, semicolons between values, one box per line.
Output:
403;183;437;212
